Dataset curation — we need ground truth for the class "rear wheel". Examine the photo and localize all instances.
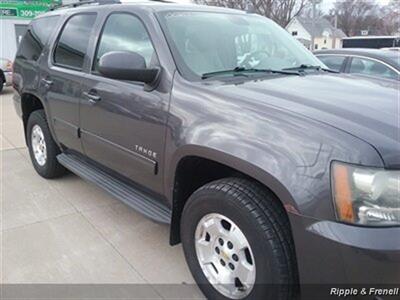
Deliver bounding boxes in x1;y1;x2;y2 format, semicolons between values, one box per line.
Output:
0;75;4;93
27;109;66;178
181;178;298;300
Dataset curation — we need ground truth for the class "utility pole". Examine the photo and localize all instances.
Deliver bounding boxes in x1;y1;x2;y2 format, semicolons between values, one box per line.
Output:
311;0;316;51
246;0;255;14
333;11;338;48
334;13;338;29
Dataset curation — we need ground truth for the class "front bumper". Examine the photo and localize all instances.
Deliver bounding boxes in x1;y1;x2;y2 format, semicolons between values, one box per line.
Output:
290;213;400;285
3;71;12;86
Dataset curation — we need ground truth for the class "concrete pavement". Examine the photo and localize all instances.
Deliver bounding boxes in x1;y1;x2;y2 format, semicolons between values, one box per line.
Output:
0;87;203;298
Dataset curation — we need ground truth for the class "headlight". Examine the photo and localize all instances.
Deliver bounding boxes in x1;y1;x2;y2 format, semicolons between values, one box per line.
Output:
331;162;400;226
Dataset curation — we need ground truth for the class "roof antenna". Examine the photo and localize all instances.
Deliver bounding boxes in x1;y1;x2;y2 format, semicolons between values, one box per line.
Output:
246;0;255;14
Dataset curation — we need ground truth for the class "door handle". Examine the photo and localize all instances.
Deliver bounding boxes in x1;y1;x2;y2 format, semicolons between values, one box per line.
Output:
41;78;53;87
83;91;101;104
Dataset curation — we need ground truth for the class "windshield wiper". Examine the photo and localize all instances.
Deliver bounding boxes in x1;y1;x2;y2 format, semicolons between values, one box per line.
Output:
283;64;339;73
201;67;301;79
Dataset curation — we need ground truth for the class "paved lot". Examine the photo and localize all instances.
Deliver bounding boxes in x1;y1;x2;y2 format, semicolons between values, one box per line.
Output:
0;87;203;298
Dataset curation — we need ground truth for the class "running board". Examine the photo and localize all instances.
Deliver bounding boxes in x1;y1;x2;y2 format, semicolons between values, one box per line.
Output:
57;153;171;224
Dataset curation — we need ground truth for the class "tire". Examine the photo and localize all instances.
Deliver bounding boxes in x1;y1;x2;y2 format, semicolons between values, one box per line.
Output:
0;75;4;93
181;178;298;300
27;109;66;178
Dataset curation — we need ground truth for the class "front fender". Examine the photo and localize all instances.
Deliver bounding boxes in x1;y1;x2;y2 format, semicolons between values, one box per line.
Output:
167;144;299;214
164;76;384;222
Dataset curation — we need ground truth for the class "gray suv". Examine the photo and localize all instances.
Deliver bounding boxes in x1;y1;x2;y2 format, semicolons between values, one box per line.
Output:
12;1;400;299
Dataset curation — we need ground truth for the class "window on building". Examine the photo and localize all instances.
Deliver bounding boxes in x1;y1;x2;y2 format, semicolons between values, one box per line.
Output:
324;39;327;44
54;14;96;70
93;13;156;72
317;55;346;72
16;16;59;61
14;24;28;47
314;44;318;50
349;57;398;80
292;31;298;36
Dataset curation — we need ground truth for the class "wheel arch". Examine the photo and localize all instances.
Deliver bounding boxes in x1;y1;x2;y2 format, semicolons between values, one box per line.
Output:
20;92;48;144
0;69;5;83
167;145;298;245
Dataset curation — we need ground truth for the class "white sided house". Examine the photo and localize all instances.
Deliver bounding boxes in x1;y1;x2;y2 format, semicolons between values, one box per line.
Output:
286;17;346;50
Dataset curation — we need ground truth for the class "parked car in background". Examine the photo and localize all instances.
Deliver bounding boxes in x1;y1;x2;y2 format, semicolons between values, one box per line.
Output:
315;48;400;81
0;58;13;93
381;47;400;52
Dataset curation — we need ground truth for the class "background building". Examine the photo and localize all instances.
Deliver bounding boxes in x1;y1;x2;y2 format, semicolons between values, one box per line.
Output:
286;16;347;50
0;0;61;60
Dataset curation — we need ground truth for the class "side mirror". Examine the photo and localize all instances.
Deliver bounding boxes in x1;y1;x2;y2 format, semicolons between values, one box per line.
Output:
98;51;159;84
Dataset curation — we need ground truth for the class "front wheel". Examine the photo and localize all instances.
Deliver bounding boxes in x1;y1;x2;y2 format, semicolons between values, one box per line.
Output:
181;178;298;300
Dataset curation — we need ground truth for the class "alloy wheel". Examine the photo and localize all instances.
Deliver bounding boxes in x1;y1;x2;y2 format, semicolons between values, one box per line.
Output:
195;213;256;299
31;124;47;166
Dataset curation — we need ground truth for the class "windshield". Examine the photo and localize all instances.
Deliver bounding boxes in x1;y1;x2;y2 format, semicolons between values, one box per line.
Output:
158;11;324;80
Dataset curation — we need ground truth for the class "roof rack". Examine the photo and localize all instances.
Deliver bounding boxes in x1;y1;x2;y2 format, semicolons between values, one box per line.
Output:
50;0;120;11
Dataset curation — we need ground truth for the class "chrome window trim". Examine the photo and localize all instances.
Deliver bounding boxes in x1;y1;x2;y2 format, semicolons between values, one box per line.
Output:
315;53;400;75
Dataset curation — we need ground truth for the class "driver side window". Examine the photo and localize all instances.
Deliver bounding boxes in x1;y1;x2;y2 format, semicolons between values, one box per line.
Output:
93;13;157;72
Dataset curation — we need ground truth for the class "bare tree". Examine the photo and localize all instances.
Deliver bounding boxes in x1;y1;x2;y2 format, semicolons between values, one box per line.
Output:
195;0;309;27
380;0;400;35
301;1;324;19
328;0;381;36
271;0;309;26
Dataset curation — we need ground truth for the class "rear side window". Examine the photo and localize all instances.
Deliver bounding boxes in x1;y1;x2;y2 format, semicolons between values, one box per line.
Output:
317;55;346;72
349;57;398;80
16;16;60;61
54;14;96;70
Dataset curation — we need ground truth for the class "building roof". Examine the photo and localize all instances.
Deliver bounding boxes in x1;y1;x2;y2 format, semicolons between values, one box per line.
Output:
296;38;311;46
292;16;346;38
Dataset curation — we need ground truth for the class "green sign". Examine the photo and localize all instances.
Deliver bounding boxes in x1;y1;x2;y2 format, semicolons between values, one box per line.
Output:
0;1;61;19
0;8;18;17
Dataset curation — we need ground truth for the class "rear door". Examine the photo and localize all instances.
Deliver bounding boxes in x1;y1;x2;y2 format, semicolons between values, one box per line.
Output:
80;11;169;193
42;13;97;153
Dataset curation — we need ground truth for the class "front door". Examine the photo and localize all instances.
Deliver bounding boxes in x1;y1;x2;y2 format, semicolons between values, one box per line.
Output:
80;12;169;193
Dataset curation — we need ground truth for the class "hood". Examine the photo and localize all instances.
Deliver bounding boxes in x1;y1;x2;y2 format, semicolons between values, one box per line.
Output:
210;73;400;169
